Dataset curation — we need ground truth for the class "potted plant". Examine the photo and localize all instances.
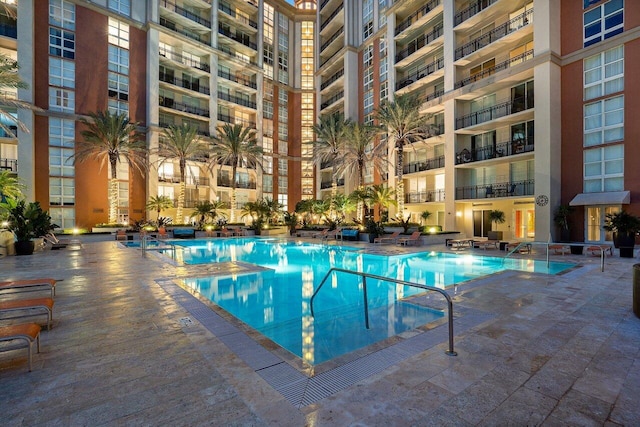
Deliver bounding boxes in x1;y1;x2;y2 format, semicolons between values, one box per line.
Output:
604;210;640;257
487;210;505;240
1;200;55;255
553;204;574;242
365;219;385;243
283;212;299;236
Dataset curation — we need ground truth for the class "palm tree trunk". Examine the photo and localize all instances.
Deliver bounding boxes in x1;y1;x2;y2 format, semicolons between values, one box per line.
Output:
396;145;404;218
177;182;185;223
330;165;338;220
230;165;237;222
108;178;119;224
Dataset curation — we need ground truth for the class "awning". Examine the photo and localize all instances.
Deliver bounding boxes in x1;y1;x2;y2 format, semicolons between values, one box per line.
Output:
569;191;630;206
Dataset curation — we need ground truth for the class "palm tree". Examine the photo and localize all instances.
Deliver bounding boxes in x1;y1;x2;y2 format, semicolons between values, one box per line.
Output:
330;193;356;224
145;195;173;221
338;122;386;222
0;54;40;137
190;200;226;228
209;123;262;222
312;112;351;217
72;111;147;224
368;184;397;222
0;170;23;203
375;94;430;216
157;123;208;222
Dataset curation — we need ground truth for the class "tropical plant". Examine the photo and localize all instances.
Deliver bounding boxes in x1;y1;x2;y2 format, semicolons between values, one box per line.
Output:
190;200;226;229
145;195;174;221
421;210;432;224
283;211;299;235
489;210;506;230
72;111;147;224
0;53;41;137
1;199;56;241
311;198;331;224
604;210;640;236
553;204;574;241
312;112;351;216
375;94;430;215
368;184;397;223
157;216;172;227
240;201;262;225
392;215;414;234
294;199;315;226
0;170;23;202
330;193;356;224
156;123;208;222
209;123;262;222
364;218;385;240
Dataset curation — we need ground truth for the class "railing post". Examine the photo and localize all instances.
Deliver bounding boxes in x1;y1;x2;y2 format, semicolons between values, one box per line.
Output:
362;276;370;329
446;298;457;356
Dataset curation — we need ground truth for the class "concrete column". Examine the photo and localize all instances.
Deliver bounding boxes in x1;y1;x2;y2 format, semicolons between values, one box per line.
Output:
443;98;457;231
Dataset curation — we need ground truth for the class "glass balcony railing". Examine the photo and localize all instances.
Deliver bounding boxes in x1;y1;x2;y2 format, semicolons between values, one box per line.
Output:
217;69;257;89
216;177;257;189
320;178;345;189
159;98;210;117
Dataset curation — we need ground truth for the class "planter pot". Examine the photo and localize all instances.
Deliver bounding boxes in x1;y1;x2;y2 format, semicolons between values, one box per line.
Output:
487;231;503;240
613;232;635;249
14;240;35;256
570;245;584;255
620;247;635;258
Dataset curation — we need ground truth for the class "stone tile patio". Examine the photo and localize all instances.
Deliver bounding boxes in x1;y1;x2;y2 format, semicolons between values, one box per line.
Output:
1;237;639;426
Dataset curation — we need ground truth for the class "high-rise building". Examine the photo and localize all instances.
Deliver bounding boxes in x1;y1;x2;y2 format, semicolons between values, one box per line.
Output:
3;0;639;245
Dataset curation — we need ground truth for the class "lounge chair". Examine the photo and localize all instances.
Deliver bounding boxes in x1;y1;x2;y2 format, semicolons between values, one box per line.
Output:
549;244;569;255
0;297;55;330
321;229;340;241
586;245;613;257
374;231;401;244
42;234;68;250
311;229;329;239
473;239;499;250
0;278;57;298
115;229;128;241
397;231;422;246
0;323;41;371
506;242;532;253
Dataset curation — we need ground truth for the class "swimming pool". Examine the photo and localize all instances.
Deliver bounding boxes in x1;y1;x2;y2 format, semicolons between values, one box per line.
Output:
145;238;574;365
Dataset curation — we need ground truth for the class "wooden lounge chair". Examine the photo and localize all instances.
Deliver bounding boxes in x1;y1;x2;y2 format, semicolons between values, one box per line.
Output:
374;231;401;244
473;240;499;250
321;229;340;241
312;229;329;239
397;231;422;246
0;298;55;330
115;229;128;241
0;278;57;298
0;323;41;372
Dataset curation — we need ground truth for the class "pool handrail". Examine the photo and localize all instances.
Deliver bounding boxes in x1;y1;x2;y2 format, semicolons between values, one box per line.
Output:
504;241;605;272
310;267;457;356
141;234;177;258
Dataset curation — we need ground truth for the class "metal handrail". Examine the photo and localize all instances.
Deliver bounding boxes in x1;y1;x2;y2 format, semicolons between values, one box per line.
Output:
141;234;177;259
503;241;606;272
310;267;457;356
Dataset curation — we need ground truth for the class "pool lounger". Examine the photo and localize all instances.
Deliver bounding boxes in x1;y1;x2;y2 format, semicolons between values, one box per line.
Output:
0;278;57;298
0;298;55;330
0;323;41;371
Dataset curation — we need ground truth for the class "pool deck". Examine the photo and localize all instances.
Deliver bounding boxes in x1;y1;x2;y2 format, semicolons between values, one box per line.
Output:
1;236;639;426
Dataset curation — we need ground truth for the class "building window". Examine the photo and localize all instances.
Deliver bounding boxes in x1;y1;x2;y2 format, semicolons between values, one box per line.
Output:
363;67;373;91
584;95;624;146
278;193;288;207
263;174;273;192
49;88;74;112
108;45;129;75
363;22;373;40
278;159;288;175
49;0;75;30
108;99;129;115
262;136;273;153
49;27;75;59
584;144;623;192
263;155;273;174
49;58;75;88
49;147;75;177
363;45;373;67
49;118;74;147
108;72;129;101
380;56;388;82
380;81;388;101
263;100;273;119
49;177;75;206
584;0;623;47
108;18;130;49
49;207;75;229
584;45;623;100
278;122;288;142
108;0;131;16
364;90;374;115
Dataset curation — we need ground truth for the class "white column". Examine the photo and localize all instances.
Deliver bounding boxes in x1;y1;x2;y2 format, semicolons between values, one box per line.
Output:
17;0;35;201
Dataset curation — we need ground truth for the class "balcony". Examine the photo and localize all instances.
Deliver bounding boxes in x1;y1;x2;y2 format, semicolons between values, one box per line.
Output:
454;50;534;89
320;68;344;91
160;0;211;28
404;189;445;203
159;73;210;95
422;89;445;103
403;155;445;175
218;92;256;109
454;0;499;27
172;199;204;208
320;178;345;189
456;137;534;165
158;174;210;186
159;121;210;137
455;98;532;130
159;98;210;118
217;69;257;89
321;27;344;52
159;17;208;45
217;45;258;66
454;9;533;60
320;90;344;110
396;57;444;91
218;2;258;29
218;26;257;50
395;0;441;36
395;24;443;63
217;177;257;189
0;158;17;173
217;113;256;129
320;4;343;32
159;47;210;73
456;179;534;200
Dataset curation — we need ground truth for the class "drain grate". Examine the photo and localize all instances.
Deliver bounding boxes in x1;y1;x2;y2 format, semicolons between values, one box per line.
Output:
179;317;194;327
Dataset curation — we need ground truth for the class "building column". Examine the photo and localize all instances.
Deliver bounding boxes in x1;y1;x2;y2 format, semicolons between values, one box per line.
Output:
17;0;35;201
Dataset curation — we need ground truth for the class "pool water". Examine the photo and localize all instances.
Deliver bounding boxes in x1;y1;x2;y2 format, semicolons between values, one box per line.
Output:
148;238;574;365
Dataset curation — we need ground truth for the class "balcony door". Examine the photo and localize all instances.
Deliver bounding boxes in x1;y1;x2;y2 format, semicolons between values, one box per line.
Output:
473;210;492;238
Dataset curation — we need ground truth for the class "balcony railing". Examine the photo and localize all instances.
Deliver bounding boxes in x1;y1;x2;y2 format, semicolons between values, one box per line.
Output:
396;57;444;91
159;17;207;44
159;174;210;186
159;47;210;72
217;177;257;189
454;9;533;60
160;0;211;28
319;0;331;10
395;0;441;36
403;155;445;175
455;97;532;129
218;26;257;50
454;0;499;26
218;92;257;109
159;121;210;137
172;199;203;208
321;90;344;110
217;113;256;129
217;69;257;89
455;179;534;200
395;24;443;63
321;27;344;52
454;50;534;89
0;22;17;38
320;178;345;189
0;158;17;173
423;89;445;103
321;68;344;90
404;189;445;203
456;137;535;164
217;45;258;66
218;2;258;29
320;4;343;32
159;98;210;117
159;73;210;95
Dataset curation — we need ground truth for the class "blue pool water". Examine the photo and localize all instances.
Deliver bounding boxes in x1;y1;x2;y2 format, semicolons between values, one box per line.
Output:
139;238;574;365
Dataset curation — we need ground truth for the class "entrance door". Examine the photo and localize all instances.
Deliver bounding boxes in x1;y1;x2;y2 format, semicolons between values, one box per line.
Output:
473;210;492;237
514;207;535;239
586;206;619;242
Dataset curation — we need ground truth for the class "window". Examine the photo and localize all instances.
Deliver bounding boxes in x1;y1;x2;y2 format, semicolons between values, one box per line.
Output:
108;18;129;49
263;100;273;119
49;118;74;147
49;147;75;177
278;193;287;207
584;45;623;100
108;45;129;75
363;45;373;67
49;58;75;88
49;88;74;112
263;175;273;192
49;27;75;59
49;207;75;229
380;81;388;101
584;0;624;47
108;72;129;101
264;44;274;65
363;0;373;39
49;0;75;30
49;177;75;206
263;155;273;174
584;95;624;146
278;159;288;175
108;99;129;115
363;67;373;91
584;144;623;192
262;136;273;153
364;90;374;115
380;56;388;82
108;0;130;16
363;22;373;40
